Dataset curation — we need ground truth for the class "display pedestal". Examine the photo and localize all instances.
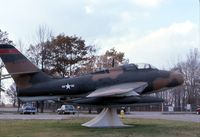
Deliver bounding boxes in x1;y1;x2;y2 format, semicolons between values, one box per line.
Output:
82;107;128;128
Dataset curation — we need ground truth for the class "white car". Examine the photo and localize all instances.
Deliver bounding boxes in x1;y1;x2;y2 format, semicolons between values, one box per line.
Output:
57;105;76;115
19;104;37;114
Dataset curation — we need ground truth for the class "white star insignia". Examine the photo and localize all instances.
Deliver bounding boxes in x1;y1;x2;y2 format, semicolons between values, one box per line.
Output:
61;83;75;90
66;84;71;89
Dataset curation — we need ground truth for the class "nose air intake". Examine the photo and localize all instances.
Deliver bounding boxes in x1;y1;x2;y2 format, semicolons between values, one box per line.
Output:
167;71;184;87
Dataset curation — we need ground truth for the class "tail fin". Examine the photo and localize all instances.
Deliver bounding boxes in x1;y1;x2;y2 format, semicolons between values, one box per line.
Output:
0;44;51;89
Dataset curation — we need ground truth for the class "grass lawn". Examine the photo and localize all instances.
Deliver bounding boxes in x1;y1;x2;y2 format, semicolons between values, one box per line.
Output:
0;118;199;137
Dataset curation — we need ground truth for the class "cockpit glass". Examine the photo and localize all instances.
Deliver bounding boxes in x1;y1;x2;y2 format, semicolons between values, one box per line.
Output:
122;64;137;70
136;63;157;70
93;68;109;74
150;65;157;69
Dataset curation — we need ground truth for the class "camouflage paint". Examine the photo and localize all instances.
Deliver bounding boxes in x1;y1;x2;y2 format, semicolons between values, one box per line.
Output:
92;68;123;81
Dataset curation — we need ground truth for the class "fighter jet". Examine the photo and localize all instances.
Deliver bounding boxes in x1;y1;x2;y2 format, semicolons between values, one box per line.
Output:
0;44;183;127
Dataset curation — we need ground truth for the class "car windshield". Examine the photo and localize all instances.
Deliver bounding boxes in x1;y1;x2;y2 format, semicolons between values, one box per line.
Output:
22;104;34;108
65;105;74;109
25;107;36;110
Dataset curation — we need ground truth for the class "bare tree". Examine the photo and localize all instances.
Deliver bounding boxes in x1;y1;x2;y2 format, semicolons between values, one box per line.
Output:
174;49;200;108
27;25;53;69
6;83;17;107
0;29;13;105
150;48;200;111
159;48;200;111
37;25;53;70
27;44;41;66
15;39;25;54
0;29;13;44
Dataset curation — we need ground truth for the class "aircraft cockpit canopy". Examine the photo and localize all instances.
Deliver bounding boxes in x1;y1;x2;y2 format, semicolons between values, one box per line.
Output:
122;63;158;71
93;68;110;74
93;63;158;73
136;63;158;70
122;64;138;71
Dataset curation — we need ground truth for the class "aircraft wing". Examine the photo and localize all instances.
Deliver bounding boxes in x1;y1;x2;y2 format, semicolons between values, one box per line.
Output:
19;96;61;102
87;82;148;97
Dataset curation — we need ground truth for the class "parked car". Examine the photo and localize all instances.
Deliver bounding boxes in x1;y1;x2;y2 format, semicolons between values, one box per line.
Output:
57;105;76;115
19;104;37;114
196;108;200;115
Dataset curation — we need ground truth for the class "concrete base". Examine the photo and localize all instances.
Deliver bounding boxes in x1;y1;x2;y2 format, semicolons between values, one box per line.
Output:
82;108;128;128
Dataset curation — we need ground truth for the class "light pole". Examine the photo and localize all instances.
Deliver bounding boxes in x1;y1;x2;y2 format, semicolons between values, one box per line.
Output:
0;67;1;105
199;0;200;48
0;63;2;106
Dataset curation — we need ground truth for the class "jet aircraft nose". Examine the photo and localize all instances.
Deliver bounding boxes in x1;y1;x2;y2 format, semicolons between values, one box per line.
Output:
167;71;184;87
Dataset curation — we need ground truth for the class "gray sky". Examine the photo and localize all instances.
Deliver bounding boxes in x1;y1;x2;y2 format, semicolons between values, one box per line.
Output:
0;0;199;68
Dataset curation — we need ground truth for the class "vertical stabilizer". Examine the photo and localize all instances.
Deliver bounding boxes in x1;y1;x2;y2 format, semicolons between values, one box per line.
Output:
0;44;51;89
0;44;39;73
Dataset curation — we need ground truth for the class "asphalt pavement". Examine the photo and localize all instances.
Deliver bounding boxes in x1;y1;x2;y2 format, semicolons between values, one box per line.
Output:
0;111;199;123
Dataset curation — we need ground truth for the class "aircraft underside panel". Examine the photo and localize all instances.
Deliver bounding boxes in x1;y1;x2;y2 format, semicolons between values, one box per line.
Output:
19;96;60;102
71;96;164;107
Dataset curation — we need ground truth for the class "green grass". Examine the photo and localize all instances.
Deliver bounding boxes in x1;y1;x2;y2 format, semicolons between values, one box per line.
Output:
0;118;199;137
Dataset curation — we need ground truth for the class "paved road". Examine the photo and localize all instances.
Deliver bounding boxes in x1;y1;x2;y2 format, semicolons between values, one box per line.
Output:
127;112;200;123
0;112;199;123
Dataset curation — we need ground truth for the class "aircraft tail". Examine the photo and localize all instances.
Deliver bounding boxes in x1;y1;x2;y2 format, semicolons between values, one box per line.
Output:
0;44;51;89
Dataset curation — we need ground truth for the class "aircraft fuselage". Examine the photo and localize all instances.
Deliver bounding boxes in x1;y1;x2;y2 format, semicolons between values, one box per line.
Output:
17;64;183;98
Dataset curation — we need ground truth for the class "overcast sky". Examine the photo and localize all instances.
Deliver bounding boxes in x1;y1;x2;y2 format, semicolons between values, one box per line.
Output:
0;0;199;69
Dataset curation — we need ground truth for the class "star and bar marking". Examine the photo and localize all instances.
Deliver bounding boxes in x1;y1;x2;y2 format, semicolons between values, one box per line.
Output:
61;83;75;90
